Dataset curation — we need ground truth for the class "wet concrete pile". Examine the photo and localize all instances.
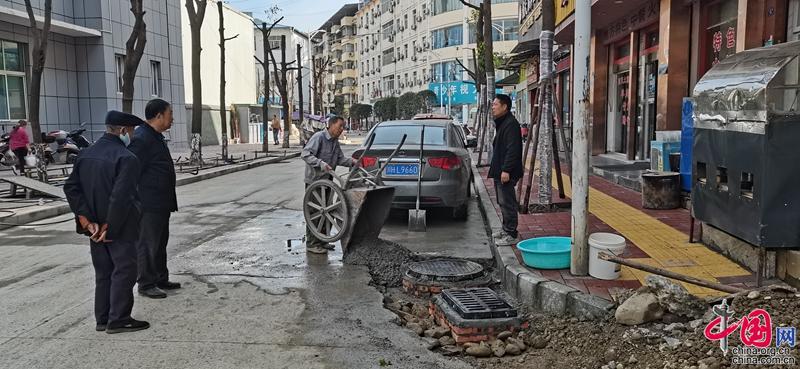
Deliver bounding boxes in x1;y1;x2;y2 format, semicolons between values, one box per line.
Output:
342;238;416;287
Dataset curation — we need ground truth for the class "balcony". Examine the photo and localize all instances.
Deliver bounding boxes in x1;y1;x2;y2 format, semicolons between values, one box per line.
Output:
342;69;358;79
342;52;357;61
341;85;357;95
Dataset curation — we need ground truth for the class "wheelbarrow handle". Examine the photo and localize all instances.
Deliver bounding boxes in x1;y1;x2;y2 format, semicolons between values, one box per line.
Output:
374;134;407;186
344;132;377;189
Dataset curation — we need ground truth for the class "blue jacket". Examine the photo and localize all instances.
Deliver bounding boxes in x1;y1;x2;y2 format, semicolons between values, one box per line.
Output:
64;134;141;242
128;123;178;213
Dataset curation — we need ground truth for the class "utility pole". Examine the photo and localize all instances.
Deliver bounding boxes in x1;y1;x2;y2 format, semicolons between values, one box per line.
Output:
571;0;591;275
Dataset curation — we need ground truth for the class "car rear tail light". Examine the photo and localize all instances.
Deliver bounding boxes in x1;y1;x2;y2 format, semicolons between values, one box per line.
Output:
428;156;461;170
359;155;378;167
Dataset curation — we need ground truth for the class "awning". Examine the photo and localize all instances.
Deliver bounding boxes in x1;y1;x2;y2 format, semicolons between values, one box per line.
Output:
0;5;101;37
501;39;539;70
496;72;520;87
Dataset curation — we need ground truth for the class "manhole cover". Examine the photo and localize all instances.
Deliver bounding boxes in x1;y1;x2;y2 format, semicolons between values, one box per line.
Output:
406;259;485;283
441;287;517;319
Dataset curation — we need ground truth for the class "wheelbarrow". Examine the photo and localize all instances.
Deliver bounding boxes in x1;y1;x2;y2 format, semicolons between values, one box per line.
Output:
302;133;407;255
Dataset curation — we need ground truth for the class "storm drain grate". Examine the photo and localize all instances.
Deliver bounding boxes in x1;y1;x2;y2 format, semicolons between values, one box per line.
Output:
406;259;486;283
441;288;517;320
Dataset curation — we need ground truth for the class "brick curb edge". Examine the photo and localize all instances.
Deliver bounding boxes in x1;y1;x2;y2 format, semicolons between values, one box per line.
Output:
471;165;615;320
0;152;301;230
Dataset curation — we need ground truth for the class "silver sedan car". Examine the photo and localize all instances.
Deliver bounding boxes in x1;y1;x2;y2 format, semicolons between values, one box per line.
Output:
352;117;477;220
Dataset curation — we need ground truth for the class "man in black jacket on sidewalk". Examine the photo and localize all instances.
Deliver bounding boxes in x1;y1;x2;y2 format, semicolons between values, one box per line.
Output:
488;94;523;246
128;99;181;299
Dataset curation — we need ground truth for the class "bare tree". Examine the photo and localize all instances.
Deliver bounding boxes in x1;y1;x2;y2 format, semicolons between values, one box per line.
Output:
121;0;146;113
311;55;331;115
268;35;296;149
482;0;496;164
23;0;53;143
254;14;283;153
185;0;208;165
218;1;238;161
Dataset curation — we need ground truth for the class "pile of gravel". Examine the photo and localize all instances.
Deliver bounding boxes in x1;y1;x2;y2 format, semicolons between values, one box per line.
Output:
343;238;415;287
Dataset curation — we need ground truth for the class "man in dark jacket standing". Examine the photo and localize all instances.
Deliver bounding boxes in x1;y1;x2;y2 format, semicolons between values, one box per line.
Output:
128;99;180;299
64;111;149;334
488;94;523;246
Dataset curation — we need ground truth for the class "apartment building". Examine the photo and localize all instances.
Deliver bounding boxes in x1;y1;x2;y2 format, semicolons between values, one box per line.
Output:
253;24;311;115
356;0;518;123
314;4;360;116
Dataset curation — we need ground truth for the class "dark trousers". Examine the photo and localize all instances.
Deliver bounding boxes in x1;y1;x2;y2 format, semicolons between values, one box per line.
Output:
494;178;519;238
90;240;137;325
273;129;280;144
136;211;171;290
12;147;27;173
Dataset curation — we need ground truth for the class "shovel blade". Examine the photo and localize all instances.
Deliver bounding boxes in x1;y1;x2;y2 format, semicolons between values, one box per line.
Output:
408;209;427;232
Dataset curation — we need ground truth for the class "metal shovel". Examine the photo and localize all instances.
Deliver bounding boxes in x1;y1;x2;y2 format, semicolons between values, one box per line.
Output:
409;125;427;232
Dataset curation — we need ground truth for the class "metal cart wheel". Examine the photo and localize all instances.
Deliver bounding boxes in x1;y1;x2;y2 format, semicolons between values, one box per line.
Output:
303;179;350;243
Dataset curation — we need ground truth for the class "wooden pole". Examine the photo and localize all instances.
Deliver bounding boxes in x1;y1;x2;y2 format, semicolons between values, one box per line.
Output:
517;87;540;201
522;88;544;211
598;252;745;294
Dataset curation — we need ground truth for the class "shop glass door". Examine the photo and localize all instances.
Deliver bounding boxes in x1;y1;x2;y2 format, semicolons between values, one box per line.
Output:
636;28;659;160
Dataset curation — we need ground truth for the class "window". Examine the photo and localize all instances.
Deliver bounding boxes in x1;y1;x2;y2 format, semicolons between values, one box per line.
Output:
372;125;446;146
384;75;395;91
115;54;126;93
383;21;394;40
469;19;519;43
268;36;281;49
432;0;462;16
432;25;463;49
431;60;464;82
0;40;26;120
404;14;408;29
382;48;395;66
150;61;162;96
412;41;417;56
404;44;408;58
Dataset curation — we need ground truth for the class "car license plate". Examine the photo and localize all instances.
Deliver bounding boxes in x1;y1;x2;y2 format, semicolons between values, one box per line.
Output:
384;163;419;176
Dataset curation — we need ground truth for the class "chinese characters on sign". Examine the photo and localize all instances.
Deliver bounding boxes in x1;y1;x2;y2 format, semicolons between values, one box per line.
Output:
519;0;542;35
710;25;737;67
704;299;796;366
604;0;660;42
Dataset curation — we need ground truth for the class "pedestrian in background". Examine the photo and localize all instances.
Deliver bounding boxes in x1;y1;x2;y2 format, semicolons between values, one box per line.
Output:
488;94;523;246
271;114;281;145
9;119;30;174
128;99;180;299
63;111;149;334
300;116;357;254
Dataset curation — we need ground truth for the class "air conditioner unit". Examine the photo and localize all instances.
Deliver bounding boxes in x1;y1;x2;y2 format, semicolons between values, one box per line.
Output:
399;25;404;31
411;24;417;30
416;16;422;23
423;8;429;15
377;67;381;72
411;55;417;62
349;52;354;57
423;42;430;48
388;35;394;42
400;82;405;88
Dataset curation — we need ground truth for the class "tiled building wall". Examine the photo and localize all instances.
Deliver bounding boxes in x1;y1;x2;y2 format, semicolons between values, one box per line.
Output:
0;0;187;149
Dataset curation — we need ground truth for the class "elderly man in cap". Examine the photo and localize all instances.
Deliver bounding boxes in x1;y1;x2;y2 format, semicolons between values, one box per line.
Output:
64;110;149;334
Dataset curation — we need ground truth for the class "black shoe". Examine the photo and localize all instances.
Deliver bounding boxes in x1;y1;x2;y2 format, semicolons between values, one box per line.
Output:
106;319;150;334
96;323;107;332
138;287;167;299
320;243;335;251
157;281;182;290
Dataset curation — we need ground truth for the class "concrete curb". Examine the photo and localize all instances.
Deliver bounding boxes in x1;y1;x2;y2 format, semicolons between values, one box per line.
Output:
471;165;616;320
0;152;300;230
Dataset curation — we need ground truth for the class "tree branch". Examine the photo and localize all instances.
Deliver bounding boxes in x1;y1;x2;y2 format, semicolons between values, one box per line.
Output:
454;58;476;80
458;0;481;11
224;34;239;42
254;55;264;66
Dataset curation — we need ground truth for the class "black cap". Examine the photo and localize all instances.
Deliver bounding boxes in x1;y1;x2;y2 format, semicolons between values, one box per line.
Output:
105;110;145;127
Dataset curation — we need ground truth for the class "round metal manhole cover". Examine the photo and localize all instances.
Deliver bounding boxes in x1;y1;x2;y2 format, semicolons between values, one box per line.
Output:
406;259;486;283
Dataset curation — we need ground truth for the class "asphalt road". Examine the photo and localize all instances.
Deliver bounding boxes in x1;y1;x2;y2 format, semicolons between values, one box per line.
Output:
0;143;490;369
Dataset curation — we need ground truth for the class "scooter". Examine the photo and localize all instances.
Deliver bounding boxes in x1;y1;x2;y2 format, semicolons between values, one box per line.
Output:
43;123;91;164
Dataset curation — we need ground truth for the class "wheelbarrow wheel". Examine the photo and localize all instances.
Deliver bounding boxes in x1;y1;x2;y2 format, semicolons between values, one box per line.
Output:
303;179;350;243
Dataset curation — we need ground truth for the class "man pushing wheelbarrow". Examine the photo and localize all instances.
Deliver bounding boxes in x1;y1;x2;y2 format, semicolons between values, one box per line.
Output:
301;116;406;255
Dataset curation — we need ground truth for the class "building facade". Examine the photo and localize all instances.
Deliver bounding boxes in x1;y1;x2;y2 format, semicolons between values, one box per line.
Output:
546;0;799;160
0;0;187;147
181;0;255;146
356;0;519;123
314;4;360;116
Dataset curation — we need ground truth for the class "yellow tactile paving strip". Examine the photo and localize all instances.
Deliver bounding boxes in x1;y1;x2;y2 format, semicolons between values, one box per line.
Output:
550;171;750;298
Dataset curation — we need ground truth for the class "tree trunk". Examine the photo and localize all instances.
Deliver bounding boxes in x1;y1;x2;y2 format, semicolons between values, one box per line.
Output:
24;0;53;144
260;23;270;153
483;0;496;164
536;0;556;206
296;44;304;139
122;0;146;113
186;0;207;165
280;36;291;148
218;1;228;160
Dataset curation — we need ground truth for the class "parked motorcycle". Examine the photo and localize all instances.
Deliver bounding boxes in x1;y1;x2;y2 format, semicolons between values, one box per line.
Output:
0;132;18;171
42;123;92;164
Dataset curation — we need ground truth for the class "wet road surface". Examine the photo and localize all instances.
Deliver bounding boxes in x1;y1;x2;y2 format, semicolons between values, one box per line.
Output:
0;149;478;369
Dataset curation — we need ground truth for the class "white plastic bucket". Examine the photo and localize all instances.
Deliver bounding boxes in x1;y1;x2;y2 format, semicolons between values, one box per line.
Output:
588;232;627;280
